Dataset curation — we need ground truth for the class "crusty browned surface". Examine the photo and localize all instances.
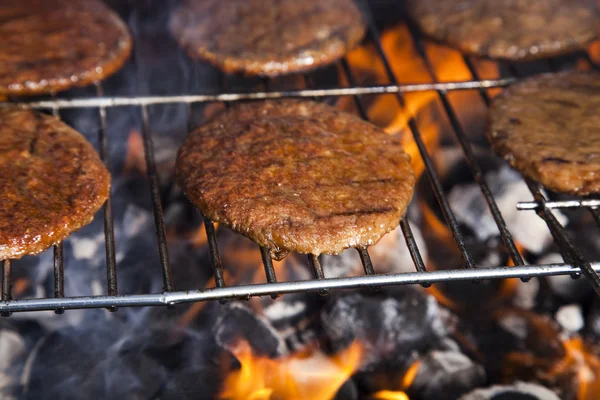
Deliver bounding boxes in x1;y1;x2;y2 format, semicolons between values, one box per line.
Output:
176;100;415;258
170;0;366;76
0;107;110;260
0;0;132;96
407;0;598;60
488;71;600;195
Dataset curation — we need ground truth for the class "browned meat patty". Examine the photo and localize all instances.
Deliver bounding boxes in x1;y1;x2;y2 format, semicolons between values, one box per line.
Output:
0;107;110;260
0;0;132;96
176;100;415;259
407;0;598;60
169;0;366;76
488;71;600;195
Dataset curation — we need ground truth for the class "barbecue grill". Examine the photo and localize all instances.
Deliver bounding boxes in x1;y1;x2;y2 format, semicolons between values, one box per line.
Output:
1;1;599;314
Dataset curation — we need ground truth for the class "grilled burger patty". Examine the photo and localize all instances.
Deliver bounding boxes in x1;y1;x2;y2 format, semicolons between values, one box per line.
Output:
170;0;366;76
407;0;598;61
0;0;132;96
176;100;415;259
0;107;110;260
488;71;600;195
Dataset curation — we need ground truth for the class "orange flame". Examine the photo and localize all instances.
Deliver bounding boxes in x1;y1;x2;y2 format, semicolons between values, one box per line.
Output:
588;41;600;66
220;341;364;400
372;390;410;400
558;337;600;400
371;359;420;400
342;24;499;178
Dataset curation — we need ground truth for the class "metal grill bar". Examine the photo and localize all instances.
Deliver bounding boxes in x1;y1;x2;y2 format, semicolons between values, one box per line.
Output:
335;56;429;281
1;260;11;302
460;52;600;293
1;80;514;110
95;83;118;298
404;22;525;268
0;262;598;313
360;13;475;269
260;247;279;299
204;218;226;289
140;105;174;292
53;244;64;298
1;260;12;317
518;199;600;210
53;244;65;314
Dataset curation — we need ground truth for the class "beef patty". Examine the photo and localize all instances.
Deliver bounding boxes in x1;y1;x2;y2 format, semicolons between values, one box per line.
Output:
488;71;600;195
170;0;366;76
176;100;415;259
407;0;598;60
0;107;110;260
0;0;132;96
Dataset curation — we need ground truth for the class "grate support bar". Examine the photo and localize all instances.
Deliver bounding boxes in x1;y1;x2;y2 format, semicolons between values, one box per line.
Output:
1;80;515;110
0;262;598;313
518;199;600;210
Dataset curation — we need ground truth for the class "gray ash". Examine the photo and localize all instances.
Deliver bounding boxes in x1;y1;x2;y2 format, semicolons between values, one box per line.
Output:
459;382;561;400
320;289;446;371
408;350;486;400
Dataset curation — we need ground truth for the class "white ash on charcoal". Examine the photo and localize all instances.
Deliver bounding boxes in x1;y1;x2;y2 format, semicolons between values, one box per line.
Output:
212;302;287;358
321;220;427;278
541;253;593;303
21;309;223;400
448;165;566;255
406;350;486;400
320;288;447;373
7;175;164;329
554;304;584;334
513;277;540;311
0;329;27;399
262;292;326;353
459;381;561;400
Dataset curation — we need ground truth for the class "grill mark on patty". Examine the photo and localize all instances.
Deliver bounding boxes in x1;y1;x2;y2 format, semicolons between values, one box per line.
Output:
315;207;396;219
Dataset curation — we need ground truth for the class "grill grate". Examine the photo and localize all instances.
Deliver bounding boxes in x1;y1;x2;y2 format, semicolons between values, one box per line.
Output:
1;2;600;313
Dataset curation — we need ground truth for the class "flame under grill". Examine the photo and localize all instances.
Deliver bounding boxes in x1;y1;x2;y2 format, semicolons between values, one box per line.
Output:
1;1;599;314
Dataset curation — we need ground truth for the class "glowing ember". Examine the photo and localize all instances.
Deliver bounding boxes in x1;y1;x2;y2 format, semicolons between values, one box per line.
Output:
220;341;363;400
589;41;600;65
123;129;146;174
